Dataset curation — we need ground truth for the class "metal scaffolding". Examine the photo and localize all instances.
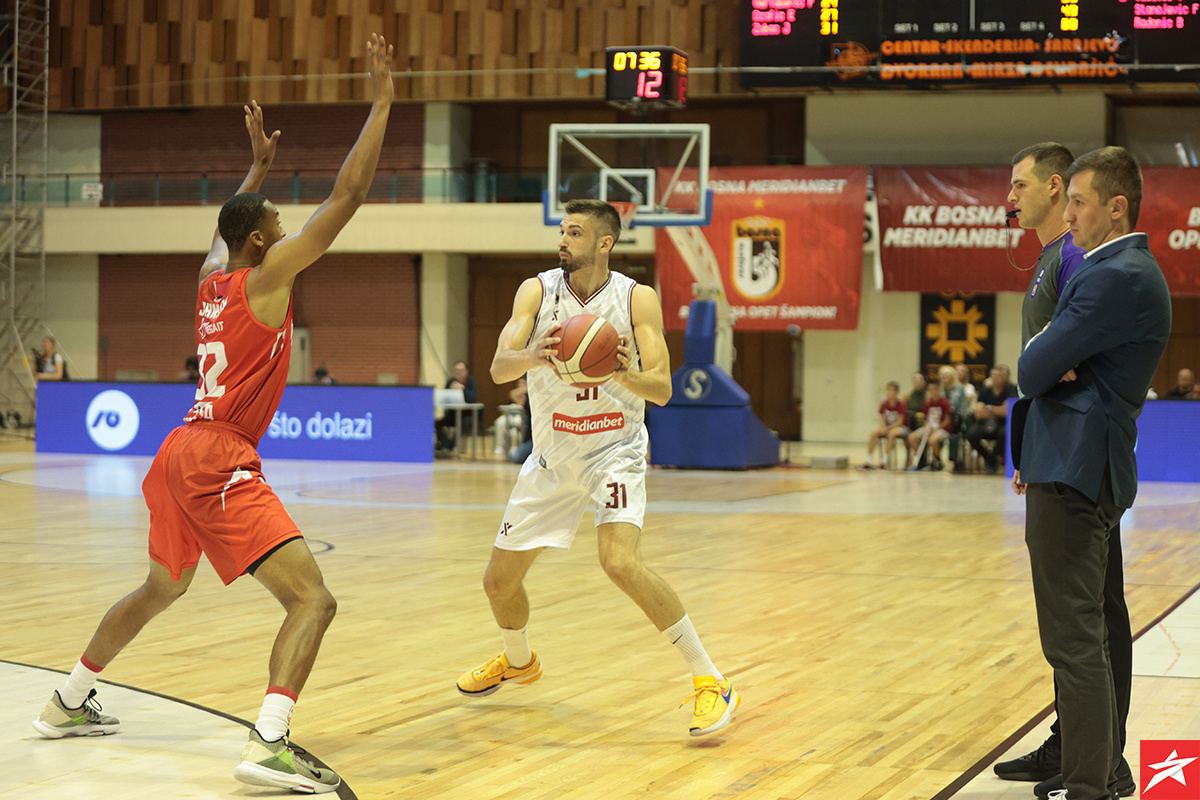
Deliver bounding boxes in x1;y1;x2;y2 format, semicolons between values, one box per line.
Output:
0;0;48;433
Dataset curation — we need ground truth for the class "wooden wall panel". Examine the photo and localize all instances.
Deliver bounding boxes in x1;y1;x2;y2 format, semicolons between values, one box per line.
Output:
99;102;425;177
49;0;743;110
98;253;421;385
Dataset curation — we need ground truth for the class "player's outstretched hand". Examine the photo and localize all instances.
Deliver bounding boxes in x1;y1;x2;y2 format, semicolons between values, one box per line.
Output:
367;33;395;105
244;100;280;171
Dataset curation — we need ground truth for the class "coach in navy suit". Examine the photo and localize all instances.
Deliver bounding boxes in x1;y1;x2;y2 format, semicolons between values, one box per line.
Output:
1016;147;1171;800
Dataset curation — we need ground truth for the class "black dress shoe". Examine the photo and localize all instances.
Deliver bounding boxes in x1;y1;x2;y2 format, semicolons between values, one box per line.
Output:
1033;756;1136;798
994;734;1061;781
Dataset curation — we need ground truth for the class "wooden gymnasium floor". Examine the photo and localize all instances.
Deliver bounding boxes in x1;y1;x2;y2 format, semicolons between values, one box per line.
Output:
3;437;1199;800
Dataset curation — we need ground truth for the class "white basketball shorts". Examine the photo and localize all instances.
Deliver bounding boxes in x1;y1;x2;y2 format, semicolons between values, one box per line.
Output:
494;444;647;551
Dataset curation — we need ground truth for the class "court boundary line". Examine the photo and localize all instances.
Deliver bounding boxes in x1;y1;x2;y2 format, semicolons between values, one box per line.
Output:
930;575;1200;800
4;658;357;800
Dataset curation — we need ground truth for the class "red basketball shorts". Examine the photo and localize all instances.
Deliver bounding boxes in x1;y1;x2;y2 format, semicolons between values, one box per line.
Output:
142;422;301;585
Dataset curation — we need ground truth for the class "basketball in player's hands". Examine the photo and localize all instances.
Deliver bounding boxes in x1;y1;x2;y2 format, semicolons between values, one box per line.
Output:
547;314;621;388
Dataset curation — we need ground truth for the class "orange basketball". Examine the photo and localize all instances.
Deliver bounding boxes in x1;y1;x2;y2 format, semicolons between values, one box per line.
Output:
548;314;621;388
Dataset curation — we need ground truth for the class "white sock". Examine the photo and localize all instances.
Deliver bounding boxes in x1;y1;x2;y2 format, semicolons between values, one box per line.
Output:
663;615;722;680
501;626;532;668
59;656;103;708
255;689;296;742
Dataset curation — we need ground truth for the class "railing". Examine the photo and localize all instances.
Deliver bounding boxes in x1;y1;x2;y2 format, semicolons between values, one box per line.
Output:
0;166;552;207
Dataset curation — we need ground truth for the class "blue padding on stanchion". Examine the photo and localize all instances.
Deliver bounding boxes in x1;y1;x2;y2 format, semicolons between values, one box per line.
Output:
648;300;780;469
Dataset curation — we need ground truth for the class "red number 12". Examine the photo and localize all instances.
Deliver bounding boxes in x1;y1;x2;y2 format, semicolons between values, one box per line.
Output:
637;70;662;98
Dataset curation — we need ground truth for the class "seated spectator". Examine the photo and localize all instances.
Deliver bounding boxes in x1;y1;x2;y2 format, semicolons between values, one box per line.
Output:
939;365;969;427
183;355;201;384
1164;368;1199;399
34;336;67;381
313;365;337;385
493;377;528;456
938;365;970;469
436;361;479;454
859;380;905;470
954;362;978;406
908;379;953;470
966;364;1017;474
889;371;927;468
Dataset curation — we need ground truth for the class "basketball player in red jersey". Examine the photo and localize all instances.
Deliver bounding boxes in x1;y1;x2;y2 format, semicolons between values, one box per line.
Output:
32;35;394;795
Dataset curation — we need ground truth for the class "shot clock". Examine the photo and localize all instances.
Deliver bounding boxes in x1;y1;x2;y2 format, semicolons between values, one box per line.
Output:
604;46;688;109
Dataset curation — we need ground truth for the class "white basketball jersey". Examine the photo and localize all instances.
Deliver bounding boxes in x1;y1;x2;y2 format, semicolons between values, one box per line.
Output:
526;268;648;467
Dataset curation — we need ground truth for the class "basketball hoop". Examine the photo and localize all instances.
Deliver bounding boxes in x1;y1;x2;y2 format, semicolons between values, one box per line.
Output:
611;201;639;237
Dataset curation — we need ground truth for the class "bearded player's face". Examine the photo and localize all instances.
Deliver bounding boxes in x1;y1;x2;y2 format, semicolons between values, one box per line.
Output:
557;214;604;274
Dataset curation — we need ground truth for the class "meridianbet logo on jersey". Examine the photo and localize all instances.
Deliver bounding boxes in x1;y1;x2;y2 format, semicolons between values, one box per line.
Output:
551;412;624;435
1142;740;1200;800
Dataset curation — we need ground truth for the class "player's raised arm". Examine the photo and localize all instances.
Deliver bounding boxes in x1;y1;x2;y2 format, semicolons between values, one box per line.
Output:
613;284;672;406
491;278;559;384
199;100;280;285
252;33;394;290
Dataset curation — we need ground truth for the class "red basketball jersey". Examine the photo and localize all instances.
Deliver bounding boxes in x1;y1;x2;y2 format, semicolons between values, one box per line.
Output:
184;268;293;441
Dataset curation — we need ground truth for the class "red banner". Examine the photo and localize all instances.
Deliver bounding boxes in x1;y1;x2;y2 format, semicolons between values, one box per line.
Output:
876;166;1041;293
654;166;867;331
877;165;1200;295
1143;167;1200;296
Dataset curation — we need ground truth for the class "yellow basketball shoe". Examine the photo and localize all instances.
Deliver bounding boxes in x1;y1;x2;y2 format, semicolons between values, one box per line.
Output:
456;651;542;696
682;676;740;736
233;728;341;794
32;690;120;738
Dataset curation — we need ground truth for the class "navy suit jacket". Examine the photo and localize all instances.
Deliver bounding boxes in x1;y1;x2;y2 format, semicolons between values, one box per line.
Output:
1017;233;1171;509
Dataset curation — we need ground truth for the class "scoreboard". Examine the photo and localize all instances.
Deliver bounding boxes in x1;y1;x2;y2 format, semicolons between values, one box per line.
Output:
605;46;688;109
740;0;1200;87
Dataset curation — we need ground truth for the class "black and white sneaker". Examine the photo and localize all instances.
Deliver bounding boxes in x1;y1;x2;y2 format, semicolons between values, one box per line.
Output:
993;733;1061;782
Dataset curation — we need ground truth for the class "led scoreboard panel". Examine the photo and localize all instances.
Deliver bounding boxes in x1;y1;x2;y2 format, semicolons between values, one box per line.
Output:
740;0;1200;86
605;46;688;108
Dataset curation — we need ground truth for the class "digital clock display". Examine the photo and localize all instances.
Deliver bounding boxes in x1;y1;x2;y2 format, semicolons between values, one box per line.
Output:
740;0;1200;87
605;46;688;109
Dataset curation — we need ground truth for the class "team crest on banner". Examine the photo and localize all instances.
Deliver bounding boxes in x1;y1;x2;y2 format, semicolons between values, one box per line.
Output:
654;166;868;331
732;216;785;299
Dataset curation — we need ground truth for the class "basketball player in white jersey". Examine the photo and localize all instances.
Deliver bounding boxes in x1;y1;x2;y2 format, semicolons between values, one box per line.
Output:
456;199;739;736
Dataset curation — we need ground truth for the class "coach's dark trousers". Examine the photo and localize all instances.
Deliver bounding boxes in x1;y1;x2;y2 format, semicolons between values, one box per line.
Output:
1047;519;1134;761
1026;474;1123;800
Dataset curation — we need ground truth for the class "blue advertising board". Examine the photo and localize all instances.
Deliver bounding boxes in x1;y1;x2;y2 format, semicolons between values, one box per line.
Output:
37;382;433;463
1003;398;1199;485
1133;401;1200;484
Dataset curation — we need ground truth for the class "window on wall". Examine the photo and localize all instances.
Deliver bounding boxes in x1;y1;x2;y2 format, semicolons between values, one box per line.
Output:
1114;104;1200;167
